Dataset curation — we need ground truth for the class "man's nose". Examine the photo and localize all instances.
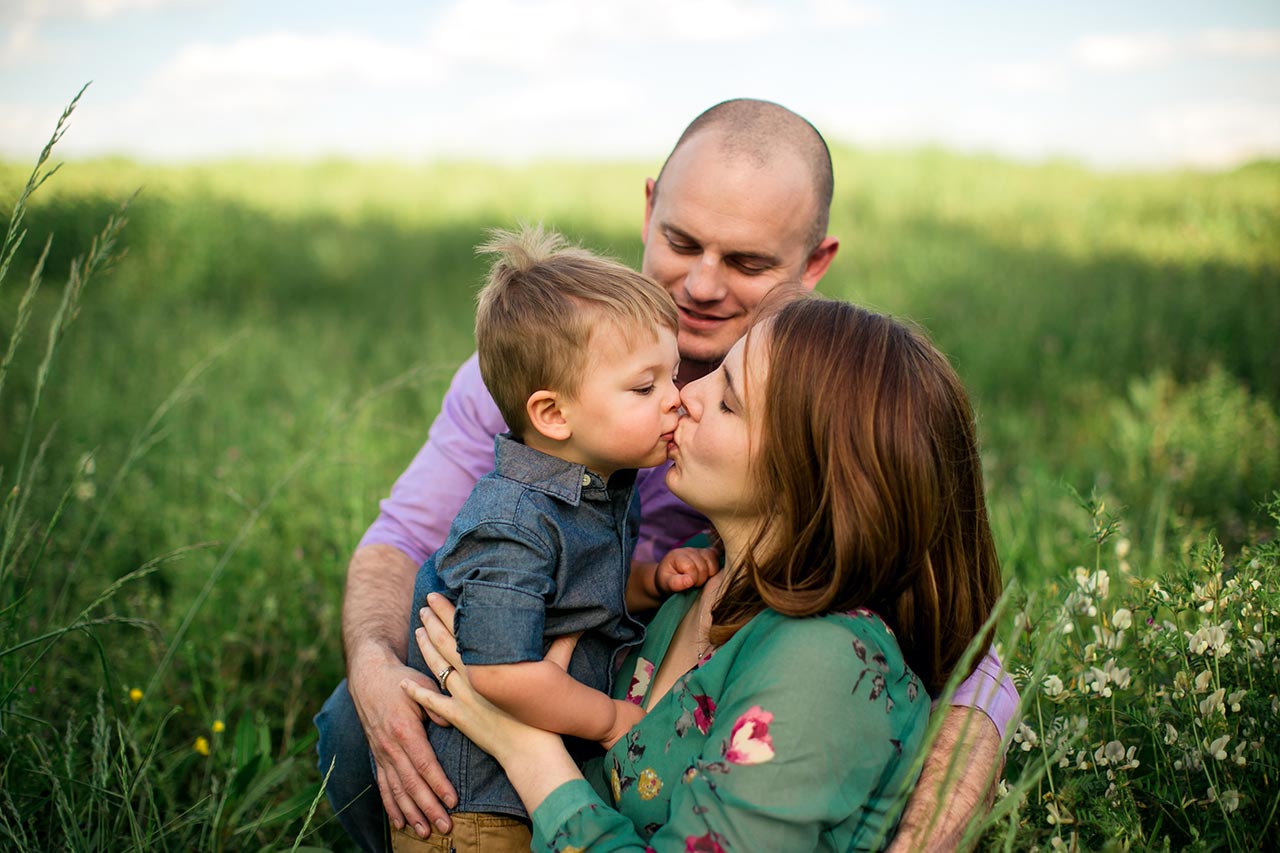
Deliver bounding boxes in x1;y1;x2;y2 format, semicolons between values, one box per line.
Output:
684;255;727;303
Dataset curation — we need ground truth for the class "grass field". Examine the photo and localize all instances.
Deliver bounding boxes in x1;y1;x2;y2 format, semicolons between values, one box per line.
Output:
2;100;1278;850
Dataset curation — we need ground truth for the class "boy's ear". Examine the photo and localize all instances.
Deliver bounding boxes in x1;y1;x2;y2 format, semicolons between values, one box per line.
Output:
526;390;572;442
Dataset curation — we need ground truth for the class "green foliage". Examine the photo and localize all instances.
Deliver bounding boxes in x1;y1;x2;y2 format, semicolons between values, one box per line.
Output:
0;90;1277;850
1107;367;1280;540
986;494;1280;851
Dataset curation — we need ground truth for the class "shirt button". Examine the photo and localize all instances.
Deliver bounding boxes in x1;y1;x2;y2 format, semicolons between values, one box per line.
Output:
582;474;592;486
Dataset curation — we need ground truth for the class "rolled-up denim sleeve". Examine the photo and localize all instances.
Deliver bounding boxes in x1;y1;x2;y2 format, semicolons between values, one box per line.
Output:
440;522;558;666
359;353;507;566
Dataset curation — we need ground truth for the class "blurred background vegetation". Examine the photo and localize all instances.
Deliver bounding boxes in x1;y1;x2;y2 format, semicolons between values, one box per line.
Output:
1;136;1277;848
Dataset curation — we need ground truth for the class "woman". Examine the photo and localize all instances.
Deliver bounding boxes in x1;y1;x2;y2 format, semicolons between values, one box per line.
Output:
403;297;1003;851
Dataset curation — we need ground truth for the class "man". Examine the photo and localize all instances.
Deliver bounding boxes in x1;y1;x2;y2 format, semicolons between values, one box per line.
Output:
317;98;1017;851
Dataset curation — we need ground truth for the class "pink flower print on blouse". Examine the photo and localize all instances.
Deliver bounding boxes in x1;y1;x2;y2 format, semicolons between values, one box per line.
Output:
693;694;716;734
684;830;727;852
626;657;655;706
724;705;775;765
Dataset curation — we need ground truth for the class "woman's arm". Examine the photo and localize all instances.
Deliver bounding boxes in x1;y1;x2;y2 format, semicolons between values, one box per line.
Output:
405;599;929;851
400;596;584;816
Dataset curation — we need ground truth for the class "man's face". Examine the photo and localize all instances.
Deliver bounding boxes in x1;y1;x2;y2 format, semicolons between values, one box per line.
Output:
640;131;836;375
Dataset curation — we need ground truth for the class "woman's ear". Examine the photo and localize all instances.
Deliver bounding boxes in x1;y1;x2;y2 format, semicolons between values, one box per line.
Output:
526;390;572;442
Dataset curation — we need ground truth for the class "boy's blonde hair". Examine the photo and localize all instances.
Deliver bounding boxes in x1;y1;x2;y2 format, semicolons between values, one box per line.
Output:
475;225;678;438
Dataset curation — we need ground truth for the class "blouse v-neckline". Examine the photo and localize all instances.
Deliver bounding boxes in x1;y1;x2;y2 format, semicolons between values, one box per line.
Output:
639;589;706;713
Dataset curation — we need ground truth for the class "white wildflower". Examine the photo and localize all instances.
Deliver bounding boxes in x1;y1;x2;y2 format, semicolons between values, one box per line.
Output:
1228;689;1246;713
1200;688;1226;718
1103;658;1131;690
1043;674;1064;698
1111;608;1132;631
1193;670;1214;693
1164;723;1178;745
1206;734;1230;761
1045;801;1074;826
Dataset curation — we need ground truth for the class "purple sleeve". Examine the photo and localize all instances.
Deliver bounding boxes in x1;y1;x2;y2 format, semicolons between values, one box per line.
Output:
358;353;506;566
948;646;1020;742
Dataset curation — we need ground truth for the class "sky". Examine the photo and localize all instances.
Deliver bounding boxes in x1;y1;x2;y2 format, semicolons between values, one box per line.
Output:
2;0;1278;170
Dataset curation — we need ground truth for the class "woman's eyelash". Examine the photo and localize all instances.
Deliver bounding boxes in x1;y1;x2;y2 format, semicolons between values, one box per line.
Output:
719;400;732;413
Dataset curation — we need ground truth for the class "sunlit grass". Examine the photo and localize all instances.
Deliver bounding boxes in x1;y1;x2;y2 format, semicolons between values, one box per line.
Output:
1;91;1277;850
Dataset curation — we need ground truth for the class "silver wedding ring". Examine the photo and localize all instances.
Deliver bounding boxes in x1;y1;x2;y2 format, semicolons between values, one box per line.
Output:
436;665;455;691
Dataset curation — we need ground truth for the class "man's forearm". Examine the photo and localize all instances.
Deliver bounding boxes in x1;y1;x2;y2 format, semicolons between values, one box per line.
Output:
342;543;420;669
889;706;1003;853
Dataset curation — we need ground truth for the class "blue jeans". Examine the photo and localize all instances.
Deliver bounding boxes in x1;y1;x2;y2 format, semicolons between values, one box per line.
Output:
315;679;388;853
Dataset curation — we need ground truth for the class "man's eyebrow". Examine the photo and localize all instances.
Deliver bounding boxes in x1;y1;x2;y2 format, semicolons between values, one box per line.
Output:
663;224;778;266
662;224;700;245
725;248;780;267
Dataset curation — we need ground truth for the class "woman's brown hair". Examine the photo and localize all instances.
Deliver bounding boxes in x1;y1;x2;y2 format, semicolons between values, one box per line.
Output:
709;297;1002;695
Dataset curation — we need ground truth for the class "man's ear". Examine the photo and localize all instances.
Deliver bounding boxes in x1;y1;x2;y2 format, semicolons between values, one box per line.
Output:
642;177;657;245
799;236;839;291
526;389;572;442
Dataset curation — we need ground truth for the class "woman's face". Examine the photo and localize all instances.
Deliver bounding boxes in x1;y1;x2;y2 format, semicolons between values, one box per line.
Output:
665;326;771;543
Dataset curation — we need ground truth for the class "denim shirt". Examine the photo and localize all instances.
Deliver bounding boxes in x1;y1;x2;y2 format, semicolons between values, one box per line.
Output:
408;433;645;818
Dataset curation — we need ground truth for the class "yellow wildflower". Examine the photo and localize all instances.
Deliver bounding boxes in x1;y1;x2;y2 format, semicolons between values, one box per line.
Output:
129;688;143;703
194;736;210;756
212;719;225;733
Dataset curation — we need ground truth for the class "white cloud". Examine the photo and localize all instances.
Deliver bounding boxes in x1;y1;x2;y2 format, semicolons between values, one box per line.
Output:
2;0;202;64
1073;32;1178;71
1194;28;1280;59
1074;28;1280;72
424;0;781;71
164;32;440;86
806;0;884;29
983;60;1069;95
1147;100;1280;168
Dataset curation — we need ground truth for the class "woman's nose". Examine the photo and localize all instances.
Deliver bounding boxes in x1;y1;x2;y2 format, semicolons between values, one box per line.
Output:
678;382;702;418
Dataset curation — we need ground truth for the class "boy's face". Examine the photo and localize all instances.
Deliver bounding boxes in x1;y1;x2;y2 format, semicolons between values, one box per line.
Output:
559;323;682;479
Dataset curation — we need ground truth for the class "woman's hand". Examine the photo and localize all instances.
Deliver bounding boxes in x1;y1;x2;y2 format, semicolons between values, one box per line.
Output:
400;594;584;814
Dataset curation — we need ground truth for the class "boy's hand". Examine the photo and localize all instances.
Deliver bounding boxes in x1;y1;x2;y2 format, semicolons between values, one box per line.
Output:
655;546;720;595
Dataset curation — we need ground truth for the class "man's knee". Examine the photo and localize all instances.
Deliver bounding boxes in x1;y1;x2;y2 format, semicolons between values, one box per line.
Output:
316;679;388;851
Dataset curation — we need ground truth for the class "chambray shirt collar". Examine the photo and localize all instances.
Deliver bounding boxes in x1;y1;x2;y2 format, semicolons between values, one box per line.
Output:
492;433;636;505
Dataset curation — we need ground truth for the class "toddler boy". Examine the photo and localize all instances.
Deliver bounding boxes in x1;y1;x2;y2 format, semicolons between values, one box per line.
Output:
393;226;718;852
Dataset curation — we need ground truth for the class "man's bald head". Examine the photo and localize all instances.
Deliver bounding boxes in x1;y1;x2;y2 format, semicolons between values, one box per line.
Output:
653;99;834;252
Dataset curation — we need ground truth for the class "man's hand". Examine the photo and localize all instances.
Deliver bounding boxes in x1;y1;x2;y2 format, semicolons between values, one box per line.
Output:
342;544;458;840
889;706;1004;852
347;646;459;840
655;546;720;594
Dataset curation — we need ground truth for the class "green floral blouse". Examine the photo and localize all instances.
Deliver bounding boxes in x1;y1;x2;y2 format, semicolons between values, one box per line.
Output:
530;590;929;852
